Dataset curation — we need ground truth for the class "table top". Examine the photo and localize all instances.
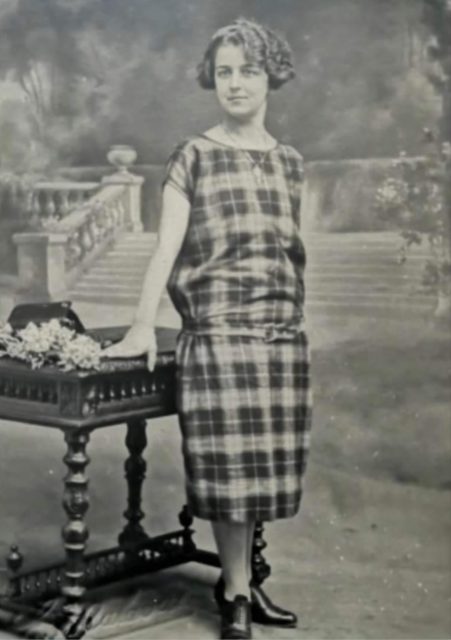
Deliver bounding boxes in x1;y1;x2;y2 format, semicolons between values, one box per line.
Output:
0;326;179;430
0;326;179;378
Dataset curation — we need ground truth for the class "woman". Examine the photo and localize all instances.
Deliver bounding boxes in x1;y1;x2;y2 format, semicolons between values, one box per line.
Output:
103;17;312;640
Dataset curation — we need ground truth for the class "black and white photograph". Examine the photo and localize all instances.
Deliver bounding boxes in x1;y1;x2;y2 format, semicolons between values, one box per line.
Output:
0;1;450;638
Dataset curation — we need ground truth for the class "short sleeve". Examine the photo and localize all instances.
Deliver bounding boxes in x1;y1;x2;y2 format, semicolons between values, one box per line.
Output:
299;155;304;183
162;139;198;203
292;148;304;183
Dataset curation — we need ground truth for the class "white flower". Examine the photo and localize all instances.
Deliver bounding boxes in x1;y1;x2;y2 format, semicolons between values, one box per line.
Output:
59;334;102;371
1;319;101;371
0;323;13;335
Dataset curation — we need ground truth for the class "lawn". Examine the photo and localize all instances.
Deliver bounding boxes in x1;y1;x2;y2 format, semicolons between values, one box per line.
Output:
310;320;451;490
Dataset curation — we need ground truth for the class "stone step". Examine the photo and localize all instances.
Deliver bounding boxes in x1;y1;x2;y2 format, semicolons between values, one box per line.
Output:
101;247;429;261
89;260;425;278
303;231;428;245
116;231;424;246
115;232;158;242
95;248;429;262
85;268;425;285
107;232;429;251
73;264;430;283
97;263;428;277
92;257;427;270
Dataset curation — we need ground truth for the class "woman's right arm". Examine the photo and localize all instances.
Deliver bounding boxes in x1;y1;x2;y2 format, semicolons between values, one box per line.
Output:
102;183;190;370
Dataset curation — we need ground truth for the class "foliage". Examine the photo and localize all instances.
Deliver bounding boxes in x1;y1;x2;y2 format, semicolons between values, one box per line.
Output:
420;0;451;297
0;0;445;168
0;0;153;170
374;137;451;296
422;0;451;112
0;171;41;219
0;171;42;273
0;318;102;371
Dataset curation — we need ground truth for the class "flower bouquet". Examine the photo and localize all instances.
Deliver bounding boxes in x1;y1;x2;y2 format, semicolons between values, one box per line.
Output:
0;318;102;371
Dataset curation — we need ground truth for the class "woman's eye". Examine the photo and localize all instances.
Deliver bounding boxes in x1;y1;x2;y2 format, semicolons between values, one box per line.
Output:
243;67;261;76
216;69;230;78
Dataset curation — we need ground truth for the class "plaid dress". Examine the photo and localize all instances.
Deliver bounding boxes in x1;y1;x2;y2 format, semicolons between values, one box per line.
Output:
163;135;312;522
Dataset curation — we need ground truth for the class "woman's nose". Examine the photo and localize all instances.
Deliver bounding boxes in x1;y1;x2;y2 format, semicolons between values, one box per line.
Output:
229;71;241;89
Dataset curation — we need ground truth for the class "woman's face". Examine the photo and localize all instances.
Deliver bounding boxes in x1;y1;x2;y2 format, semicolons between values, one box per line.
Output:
214;43;269;122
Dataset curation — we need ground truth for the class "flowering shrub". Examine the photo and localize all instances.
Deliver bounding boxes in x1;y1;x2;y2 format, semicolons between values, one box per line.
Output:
0;319;102;371
0;172;41;274
374;143;451;299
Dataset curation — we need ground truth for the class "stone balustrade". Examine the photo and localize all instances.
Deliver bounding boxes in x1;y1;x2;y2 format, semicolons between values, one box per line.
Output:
30;182;99;225
12;146;144;301
62;184;128;274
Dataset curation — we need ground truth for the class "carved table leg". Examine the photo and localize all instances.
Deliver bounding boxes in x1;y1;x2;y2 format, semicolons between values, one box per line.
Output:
251;521;271;585
61;430;90;637
6;545;24;596
178;504;196;553
118;419;149;552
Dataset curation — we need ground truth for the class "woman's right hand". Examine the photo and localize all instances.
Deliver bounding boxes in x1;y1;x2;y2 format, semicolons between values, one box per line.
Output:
102;323;157;371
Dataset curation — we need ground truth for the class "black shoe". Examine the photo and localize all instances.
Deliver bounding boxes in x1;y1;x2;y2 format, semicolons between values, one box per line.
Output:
250;582;297;627
220;595;252;639
214;577;297;628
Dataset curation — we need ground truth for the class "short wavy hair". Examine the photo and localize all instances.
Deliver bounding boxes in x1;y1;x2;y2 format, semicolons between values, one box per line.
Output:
197;18;295;91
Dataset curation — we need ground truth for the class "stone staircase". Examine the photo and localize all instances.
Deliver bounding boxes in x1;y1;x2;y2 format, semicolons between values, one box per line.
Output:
69;231;436;316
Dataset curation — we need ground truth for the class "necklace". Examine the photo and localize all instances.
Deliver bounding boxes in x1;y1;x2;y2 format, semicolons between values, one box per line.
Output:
222;125;272;185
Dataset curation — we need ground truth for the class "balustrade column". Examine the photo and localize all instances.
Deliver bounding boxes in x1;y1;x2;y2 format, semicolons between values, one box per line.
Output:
12;232;68;301
101;172;144;232
103;146;144;232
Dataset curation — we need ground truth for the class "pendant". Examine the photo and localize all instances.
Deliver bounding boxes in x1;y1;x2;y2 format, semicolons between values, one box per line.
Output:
252;165;264;184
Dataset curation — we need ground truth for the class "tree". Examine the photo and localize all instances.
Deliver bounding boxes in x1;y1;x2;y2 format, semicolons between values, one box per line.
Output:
373;0;451;317
422;0;451;252
0;1;83;152
0;0;153;168
0;0;446;167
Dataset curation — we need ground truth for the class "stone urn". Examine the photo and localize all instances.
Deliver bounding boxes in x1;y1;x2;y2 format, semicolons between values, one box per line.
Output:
107;145;137;173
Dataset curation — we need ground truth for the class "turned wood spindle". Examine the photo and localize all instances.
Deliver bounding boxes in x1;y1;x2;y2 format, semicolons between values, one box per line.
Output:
251;521;271;585
7;545;23;574
118;419;149;552
178;504;196;553
61;430;90;626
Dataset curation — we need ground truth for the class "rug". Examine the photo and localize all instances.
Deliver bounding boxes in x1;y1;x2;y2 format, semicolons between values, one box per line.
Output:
0;574;207;640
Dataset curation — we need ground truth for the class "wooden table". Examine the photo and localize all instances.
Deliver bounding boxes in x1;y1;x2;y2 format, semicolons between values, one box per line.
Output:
0;326;270;638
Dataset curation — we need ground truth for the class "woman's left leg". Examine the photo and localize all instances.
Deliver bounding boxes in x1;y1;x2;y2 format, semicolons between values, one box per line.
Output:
212;520;254;639
211;520;255;600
